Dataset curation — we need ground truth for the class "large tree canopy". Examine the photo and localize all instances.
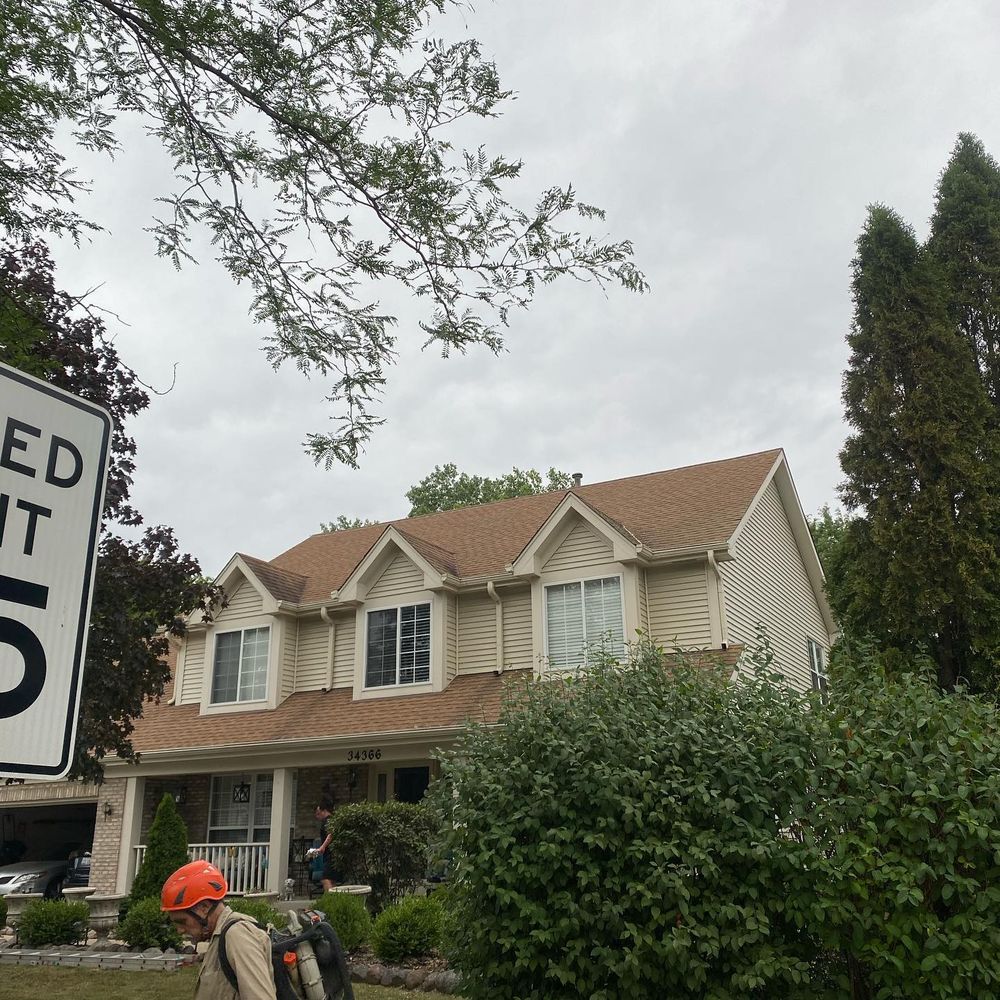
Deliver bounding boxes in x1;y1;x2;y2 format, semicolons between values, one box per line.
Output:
837;184;1000;690
2;0;645;466
1;242;218;779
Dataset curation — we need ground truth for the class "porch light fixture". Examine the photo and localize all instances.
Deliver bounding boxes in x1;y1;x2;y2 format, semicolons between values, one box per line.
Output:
172;785;187;805
232;781;251;804
102;801;114;818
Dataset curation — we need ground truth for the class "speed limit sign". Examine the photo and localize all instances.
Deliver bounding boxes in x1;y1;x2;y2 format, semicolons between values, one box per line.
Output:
0;361;111;779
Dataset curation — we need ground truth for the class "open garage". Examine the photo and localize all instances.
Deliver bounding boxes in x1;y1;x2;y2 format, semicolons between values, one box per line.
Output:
0;782;99;880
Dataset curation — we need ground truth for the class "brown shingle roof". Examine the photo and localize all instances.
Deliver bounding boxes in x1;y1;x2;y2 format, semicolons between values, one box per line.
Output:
132;658;521;754
268;449;781;603
238;554;308;603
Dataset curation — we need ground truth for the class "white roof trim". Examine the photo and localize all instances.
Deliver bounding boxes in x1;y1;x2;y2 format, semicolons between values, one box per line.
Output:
337;525;458;603
509;493;648;577
187;553;280;624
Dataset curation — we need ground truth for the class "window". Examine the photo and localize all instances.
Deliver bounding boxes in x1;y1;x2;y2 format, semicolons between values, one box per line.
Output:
545;576;625;669
211;626;270;703
365;603;431;687
208;773;273;843
808;639;828;695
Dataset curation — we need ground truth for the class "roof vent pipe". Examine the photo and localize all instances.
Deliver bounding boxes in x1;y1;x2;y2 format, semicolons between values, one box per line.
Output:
571;472;583;487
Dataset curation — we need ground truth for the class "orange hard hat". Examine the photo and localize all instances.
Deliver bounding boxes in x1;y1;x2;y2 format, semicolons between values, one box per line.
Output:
161;860;228;911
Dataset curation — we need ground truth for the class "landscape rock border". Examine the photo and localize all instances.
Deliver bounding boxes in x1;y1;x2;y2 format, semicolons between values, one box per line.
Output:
0;941;460;993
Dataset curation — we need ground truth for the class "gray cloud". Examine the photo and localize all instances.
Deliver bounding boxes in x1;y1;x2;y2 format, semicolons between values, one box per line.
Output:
45;0;1000;573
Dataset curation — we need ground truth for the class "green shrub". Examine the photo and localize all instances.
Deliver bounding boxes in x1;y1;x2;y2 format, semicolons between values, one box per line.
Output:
808;644;1000;999
129;793;189;906
117;896;182;950
433;637;1000;1000
311;892;372;952
227;897;288;929
326;800;435;911
371;895;442;963
431;638;831;1000
0;894;7;928
17;899;89;946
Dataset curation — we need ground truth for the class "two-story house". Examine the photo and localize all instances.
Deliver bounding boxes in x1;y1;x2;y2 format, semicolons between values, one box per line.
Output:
0;449;834;897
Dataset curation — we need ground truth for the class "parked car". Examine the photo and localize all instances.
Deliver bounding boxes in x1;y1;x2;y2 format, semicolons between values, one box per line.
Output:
63;851;91;889
0;858;69;898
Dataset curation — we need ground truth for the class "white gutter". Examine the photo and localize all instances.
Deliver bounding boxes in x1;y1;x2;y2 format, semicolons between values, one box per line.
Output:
706;549;730;647
319;605;336;691
102;724;483;773
486;581;504;674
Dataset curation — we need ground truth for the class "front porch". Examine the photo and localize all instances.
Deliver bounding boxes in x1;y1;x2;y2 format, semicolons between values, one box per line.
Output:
94;749;441;896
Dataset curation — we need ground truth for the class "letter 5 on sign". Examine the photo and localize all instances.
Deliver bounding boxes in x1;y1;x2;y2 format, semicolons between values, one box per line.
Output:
0;362;111;780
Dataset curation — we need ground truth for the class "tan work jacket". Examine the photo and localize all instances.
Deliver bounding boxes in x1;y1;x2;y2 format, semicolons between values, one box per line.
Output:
195;905;276;1000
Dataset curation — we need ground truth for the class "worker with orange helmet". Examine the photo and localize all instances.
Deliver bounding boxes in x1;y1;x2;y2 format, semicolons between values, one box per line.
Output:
162;860;275;999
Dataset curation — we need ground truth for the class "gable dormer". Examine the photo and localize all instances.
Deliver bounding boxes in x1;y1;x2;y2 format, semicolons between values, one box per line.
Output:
509;495;650;674
175;555;304;715
334;527;458;700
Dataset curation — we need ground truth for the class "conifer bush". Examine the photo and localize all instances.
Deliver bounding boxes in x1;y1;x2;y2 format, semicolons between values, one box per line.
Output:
128;793;189;905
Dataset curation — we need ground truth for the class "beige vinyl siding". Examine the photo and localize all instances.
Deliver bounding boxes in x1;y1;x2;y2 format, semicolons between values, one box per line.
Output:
332;615;356;688
457;591;497;674
543;520;613;572
446;594;458;683
646;563;713;649
295;617;330;691
367;552;424;600
217;579;264;621
178;632;205;704
281;618;298;699
720;481;829;692
501;586;533;670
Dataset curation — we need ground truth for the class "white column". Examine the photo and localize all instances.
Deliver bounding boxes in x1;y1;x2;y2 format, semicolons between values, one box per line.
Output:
115;775;146;894
267;767;294;893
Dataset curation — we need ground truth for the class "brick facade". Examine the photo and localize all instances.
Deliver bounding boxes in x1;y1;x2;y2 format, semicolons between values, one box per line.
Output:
89;777;127;893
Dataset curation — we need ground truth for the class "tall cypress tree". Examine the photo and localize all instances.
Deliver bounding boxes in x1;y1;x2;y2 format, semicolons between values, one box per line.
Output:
838;205;1000;690
929;134;1000;409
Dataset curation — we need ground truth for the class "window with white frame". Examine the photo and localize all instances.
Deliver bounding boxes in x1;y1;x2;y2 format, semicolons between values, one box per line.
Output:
207;773;273;843
211;626;270;703
365;603;431;687
808;638;828;695
545;576;625;669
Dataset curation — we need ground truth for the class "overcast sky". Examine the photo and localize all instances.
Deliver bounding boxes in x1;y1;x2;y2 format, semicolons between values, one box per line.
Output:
46;0;1000;576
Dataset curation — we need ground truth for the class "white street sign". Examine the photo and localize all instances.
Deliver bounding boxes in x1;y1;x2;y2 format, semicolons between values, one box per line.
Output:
0;361;111;779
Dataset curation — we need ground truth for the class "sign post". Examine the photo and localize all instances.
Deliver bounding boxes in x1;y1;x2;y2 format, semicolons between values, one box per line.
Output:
0;361;112;780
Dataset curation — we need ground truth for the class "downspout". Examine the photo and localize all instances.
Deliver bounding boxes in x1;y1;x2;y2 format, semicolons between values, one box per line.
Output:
487;581;504;675
706;550;730;648
319;606;336;691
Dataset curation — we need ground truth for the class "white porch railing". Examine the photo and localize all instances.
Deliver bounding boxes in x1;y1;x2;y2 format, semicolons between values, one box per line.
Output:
134;842;270;895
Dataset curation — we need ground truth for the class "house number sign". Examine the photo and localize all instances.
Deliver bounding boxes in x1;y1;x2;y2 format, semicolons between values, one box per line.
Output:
347;748;382;761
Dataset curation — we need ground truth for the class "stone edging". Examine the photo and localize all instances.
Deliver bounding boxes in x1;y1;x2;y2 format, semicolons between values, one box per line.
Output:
0;945;459;993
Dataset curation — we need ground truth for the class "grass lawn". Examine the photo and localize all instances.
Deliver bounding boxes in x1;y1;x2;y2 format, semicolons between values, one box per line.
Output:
0;964;453;999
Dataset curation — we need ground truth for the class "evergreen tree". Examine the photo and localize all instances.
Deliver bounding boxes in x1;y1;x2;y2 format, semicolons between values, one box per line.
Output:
129;794;190;904
838;206;1000;690
929;134;1000;409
